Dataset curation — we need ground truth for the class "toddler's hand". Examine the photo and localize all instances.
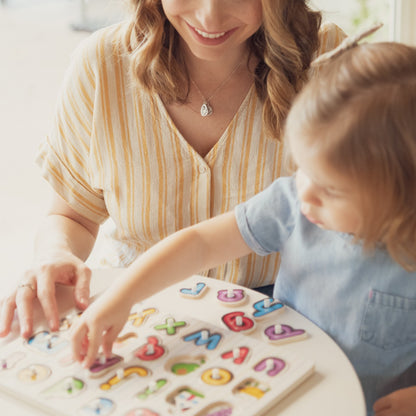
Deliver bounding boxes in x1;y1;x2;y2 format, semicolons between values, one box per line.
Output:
373;386;416;416
70;290;131;369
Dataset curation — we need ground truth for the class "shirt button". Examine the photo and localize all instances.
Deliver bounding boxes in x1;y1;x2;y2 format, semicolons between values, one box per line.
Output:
198;165;207;174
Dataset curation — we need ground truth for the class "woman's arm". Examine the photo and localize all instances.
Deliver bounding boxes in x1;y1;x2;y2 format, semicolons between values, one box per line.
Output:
0;191;99;338
71;210;252;367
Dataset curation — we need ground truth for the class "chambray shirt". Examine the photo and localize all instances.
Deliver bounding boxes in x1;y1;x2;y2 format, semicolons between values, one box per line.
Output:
235;176;416;415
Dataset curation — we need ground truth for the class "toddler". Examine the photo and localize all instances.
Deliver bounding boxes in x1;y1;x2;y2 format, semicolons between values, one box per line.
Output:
71;40;416;415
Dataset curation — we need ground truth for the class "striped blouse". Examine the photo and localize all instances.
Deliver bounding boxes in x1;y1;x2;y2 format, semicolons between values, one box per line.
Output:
36;21;345;288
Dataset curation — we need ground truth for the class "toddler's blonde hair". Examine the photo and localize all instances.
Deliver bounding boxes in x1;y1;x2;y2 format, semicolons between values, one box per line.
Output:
285;42;416;270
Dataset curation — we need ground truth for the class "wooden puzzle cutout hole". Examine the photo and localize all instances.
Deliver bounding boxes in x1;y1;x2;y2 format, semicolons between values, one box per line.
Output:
42;376;85;399
113;331;138;348
166;386;205;413
18;364;51;383
124;408;160;416
194;401;234;416
165;354;207;375
78;397;114;415
232;378;270;400
59;311;82;331
26;331;68;354
0;351;25;371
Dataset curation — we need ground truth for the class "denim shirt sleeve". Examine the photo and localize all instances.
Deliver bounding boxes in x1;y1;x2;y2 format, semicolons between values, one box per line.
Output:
234;176;298;255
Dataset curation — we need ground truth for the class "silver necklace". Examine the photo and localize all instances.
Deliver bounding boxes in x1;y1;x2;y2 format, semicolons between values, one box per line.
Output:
190;61;242;117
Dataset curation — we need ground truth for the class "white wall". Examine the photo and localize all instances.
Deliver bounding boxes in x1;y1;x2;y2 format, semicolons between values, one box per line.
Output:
312;0;416;44
393;0;416;45
310;0;354;31
311;0;391;41
0;1;88;290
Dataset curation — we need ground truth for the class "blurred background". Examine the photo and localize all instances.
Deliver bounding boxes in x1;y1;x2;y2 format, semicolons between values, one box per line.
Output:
0;0;414;290
0;0;128;291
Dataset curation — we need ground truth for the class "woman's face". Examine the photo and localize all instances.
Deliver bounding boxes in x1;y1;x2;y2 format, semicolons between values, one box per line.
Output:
161;0;263;61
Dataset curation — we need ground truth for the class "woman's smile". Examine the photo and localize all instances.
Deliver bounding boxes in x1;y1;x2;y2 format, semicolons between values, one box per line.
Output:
186;22;238;46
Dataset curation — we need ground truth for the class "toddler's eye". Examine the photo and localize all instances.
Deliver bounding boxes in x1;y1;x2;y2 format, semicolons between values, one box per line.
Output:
323;188;341;198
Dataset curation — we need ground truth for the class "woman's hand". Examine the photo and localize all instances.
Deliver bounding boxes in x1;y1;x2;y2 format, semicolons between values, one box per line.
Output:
0;252;91;339
373;386;416;416
70;289;131;369
0;192;99;339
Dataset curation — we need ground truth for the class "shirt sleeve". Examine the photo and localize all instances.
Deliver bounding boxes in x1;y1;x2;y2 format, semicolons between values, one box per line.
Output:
318;21;348;55
307;22;347;79
35;33;109;224
234;177;298;256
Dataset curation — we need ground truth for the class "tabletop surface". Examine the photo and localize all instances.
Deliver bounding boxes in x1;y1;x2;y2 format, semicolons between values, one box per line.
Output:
0;269;366;415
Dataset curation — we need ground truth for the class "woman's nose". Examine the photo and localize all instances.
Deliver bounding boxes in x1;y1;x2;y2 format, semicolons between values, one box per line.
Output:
195;0;225;30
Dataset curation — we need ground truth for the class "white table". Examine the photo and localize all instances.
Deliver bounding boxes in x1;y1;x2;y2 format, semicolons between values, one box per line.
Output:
0;269;366;415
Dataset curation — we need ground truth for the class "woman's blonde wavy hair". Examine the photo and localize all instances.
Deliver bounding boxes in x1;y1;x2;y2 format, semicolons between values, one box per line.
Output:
122;0;322;139
285;42;416;270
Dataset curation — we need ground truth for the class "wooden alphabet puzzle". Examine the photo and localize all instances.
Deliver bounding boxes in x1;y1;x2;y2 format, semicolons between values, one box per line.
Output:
0;276;314;415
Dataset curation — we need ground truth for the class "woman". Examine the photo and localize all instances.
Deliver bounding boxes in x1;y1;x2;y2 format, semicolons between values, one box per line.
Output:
0;0;344;338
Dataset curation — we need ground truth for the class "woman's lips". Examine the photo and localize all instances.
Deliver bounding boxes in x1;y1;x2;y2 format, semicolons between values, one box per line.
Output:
187;23;237;45
194;27;226;39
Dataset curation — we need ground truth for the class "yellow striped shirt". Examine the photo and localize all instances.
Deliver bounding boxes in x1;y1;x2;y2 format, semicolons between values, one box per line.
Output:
36;21;345;288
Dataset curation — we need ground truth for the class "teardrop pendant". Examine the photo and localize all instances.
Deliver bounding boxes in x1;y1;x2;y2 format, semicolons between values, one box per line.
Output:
200;102;213;117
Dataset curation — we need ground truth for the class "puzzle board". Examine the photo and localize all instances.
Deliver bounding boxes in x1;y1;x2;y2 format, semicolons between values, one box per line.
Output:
0;275;314;416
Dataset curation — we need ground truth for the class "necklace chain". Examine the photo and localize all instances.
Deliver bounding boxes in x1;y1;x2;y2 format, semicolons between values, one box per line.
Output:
190;61;242;117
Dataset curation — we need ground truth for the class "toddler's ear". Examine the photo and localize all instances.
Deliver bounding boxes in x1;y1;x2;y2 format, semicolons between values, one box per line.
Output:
282;146;297;176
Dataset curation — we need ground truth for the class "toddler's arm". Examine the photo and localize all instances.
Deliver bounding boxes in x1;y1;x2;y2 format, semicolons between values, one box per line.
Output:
373;386;416;416
70;211;252;368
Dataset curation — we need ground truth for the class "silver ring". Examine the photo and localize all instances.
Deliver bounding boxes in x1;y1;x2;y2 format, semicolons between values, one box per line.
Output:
17;283;35;292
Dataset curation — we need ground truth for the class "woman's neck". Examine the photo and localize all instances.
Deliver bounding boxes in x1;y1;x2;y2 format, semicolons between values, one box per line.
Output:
180;41;254;87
